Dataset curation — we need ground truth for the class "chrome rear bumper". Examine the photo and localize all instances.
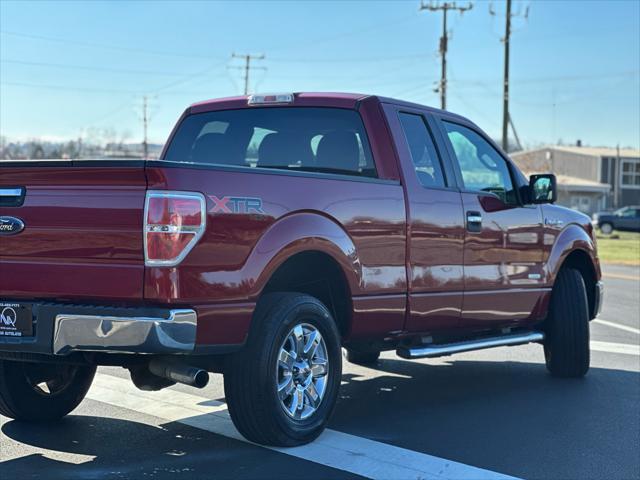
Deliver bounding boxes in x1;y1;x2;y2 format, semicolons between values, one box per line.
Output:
53;309;197;355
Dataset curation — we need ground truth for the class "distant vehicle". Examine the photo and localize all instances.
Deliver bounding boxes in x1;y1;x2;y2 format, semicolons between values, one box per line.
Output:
0;92;603;447
593;206;640;234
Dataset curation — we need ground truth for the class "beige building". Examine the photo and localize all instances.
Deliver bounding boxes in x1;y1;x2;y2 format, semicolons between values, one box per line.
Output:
511;145;640;215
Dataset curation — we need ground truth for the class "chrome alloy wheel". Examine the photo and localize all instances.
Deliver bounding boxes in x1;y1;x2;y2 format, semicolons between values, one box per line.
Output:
276;323;329;420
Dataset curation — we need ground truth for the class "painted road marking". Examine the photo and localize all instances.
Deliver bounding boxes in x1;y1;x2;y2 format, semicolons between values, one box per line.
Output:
603;273;640;281
87;374;519;480
591;340;640;356
593;319;640;335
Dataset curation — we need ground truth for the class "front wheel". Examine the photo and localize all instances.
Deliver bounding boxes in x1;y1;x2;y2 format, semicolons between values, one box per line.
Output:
0;360;96;421
544;268;590;378
224;293;342;446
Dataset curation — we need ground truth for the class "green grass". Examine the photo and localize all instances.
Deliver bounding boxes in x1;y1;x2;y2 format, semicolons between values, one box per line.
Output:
596;231;640;265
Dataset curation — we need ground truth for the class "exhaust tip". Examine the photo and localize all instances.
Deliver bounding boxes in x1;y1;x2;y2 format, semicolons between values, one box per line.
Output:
149;359;210;389
193;369;209;389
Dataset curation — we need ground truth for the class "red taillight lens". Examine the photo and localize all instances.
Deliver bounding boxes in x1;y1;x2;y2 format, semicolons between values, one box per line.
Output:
144;191;206;266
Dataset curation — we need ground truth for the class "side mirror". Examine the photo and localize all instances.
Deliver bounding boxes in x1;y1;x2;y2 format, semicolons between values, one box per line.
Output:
529;174;557;204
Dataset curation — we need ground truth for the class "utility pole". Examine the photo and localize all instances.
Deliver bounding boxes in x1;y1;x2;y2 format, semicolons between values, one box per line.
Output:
142;95;148;160
231;53;266;95
491;0;529;152
502;0;511;152
420;1;473;110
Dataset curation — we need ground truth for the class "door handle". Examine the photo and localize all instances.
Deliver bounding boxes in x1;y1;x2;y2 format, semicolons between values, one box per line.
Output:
466;211;482;232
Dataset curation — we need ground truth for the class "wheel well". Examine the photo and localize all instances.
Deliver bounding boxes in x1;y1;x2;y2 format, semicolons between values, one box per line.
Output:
261;251;351;337
559;249;597;319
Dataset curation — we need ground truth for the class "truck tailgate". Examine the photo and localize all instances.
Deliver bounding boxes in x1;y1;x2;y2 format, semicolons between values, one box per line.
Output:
0;162;147;302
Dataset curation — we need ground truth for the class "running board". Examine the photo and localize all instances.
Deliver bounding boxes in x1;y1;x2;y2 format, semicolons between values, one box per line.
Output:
397;331;545;359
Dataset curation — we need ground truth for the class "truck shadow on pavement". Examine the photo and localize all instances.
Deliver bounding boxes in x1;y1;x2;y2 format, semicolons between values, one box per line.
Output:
332;358;640;480
1;359;639;480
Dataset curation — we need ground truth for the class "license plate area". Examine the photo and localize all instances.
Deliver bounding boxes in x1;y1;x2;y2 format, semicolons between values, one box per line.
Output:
0;302;33;337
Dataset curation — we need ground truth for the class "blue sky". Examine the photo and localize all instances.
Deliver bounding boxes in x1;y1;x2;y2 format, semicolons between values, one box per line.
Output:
1;0;639;148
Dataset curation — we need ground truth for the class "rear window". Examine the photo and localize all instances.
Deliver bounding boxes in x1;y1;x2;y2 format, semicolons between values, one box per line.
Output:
163;107;377;178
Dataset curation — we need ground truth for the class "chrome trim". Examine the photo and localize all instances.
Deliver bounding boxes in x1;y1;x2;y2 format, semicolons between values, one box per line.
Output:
397;331;545;359
0;188;23;197
544;217;564;227
53;309;197;355
143;190;207;267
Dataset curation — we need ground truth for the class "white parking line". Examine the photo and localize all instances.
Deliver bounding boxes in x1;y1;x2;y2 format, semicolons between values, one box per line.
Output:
87;373;519;480
590;340;640;356
593;319;640;335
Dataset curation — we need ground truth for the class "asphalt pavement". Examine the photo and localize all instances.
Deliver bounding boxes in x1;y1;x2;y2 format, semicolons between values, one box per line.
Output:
1;265;639;480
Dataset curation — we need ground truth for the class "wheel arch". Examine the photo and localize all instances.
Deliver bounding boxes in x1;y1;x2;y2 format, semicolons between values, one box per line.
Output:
247;212;361;337
547;224;601;319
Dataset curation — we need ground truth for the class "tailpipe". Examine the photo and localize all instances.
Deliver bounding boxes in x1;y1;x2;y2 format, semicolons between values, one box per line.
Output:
149;359;209;389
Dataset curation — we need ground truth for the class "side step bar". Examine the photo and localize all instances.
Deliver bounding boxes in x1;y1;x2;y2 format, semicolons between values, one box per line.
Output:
397;331;545;359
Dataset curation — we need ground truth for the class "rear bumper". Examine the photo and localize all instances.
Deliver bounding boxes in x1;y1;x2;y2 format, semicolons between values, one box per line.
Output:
53;309;197;355
0;303;197;355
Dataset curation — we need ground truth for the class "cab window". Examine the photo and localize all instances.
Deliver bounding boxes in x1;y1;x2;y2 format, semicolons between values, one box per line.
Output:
398;112;446;188
444;122;517;204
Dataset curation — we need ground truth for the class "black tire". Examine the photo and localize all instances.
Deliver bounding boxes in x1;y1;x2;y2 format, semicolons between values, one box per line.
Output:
224;293;342;447
544;268;590;378
343;348;380;365
600;222;613;234
0;360;96;421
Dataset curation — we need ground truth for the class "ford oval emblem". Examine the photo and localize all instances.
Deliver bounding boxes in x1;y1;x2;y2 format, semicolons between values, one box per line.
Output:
0;216;25;236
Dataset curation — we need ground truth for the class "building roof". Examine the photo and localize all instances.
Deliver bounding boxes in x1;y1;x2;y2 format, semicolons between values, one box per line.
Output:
512;145;640;159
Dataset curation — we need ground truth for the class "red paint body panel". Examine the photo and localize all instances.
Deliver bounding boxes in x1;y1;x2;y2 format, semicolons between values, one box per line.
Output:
382;103;465;333
144;166;407;343
459;193;547;327
540;205;602;284
0;166;146;302
0;93;602;349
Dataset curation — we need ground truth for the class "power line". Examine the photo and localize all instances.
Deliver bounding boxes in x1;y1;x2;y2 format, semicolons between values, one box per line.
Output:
0;30;220;60
0;80;144;94
230;53;265;95
419;1;473;110
268;53;431;63
0;59;190;76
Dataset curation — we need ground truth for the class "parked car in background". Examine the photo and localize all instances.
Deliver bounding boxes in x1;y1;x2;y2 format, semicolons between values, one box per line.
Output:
593;206;640;234
0;92;603;447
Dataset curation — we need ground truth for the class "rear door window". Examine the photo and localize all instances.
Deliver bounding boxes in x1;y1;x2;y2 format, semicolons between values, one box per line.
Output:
398;112;446;188
164;108;377;178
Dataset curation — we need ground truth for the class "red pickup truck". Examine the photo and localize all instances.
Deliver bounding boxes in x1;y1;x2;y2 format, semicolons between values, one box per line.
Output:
0;92;603;446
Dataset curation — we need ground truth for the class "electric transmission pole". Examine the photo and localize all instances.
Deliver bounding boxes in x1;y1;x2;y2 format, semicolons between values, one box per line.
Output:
231;53;266;95
420;1;473;110
502;0;511;152
491;0;528;152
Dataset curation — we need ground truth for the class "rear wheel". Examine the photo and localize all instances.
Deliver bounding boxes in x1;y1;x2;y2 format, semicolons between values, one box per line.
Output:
544;268;590;378
224;293;342;446
0;360;96;421
600;222;613;234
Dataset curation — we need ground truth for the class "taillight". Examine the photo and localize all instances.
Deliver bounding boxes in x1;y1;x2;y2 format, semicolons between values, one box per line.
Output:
144;191;206;266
